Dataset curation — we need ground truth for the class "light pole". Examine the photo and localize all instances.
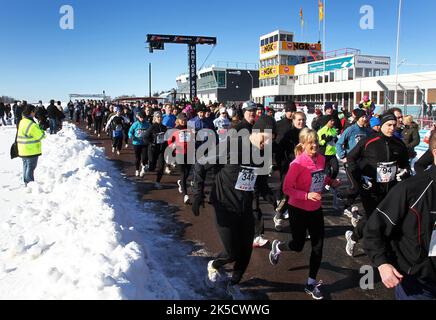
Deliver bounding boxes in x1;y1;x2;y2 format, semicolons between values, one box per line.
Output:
247;70;254;101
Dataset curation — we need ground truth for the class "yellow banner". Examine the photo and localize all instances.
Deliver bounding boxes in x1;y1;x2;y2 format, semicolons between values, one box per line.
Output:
281;41;322;51
259;65;295;79
260;42;278;54
259;66;278;79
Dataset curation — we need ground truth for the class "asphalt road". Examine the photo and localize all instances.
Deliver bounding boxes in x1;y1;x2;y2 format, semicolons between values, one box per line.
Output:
79;123;394;300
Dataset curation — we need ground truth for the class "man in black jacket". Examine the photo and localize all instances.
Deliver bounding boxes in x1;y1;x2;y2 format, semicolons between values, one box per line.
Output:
13;101;24;127
35;101;49;131
47;100;59;134
363;131;436;300
191;115;277;299
344;112;410;257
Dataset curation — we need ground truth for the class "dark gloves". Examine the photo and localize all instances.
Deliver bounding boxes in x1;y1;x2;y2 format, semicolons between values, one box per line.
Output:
324;135;333;143
192;195;204;216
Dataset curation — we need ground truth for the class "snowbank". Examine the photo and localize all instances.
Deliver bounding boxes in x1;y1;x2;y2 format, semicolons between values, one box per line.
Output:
0;123;201;300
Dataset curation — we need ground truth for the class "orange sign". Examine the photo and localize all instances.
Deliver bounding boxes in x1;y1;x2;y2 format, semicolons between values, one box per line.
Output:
261;42;278;54
281;41;322;51
279;65;295;75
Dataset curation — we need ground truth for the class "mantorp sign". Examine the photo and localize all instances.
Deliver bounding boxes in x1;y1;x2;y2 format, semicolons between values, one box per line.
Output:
354;55;390;68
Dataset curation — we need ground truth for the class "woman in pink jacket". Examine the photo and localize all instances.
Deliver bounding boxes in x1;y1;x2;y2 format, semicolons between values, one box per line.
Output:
268;128;340;300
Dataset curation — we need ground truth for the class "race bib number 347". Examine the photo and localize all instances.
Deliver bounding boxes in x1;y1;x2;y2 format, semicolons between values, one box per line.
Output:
235;167;258;192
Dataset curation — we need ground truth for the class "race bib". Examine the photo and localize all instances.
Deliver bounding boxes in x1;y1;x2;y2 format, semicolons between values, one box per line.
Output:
376;161;397;183
178;131;192;143
197;130;209;141
96;111;102;117
156;132;165;144
429;223;436;257
310;170;326;193
235;166;258;192
136;129;147;138
115;124;123;131
355;134;366;145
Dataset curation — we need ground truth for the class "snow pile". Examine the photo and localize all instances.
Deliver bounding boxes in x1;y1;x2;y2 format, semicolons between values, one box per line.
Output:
0;124;186;300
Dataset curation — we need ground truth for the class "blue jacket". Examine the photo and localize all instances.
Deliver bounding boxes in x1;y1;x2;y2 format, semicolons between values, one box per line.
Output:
162;114;176;129
188;116;214;132
128;120;151;145
336;123;371;159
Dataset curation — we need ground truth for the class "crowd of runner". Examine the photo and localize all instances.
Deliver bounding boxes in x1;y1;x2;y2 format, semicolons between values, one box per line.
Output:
5;96;436;300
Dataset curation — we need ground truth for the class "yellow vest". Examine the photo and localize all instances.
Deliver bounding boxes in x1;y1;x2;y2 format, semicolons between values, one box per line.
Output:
362;101;372;110
17;117;46;157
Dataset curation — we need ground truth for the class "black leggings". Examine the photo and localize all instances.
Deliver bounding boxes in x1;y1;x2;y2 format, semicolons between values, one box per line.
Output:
94;117;103;135
212;204;255;285
324;155;339;180
177;163;192;195
341;163;360;208
148;147;165;183
112;137;123;151
133;145;148;171
87;114;93;127
279;205;324;280
351;192;386;242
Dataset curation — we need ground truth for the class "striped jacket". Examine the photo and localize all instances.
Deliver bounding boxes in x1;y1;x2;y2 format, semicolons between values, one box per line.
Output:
363;165;436;287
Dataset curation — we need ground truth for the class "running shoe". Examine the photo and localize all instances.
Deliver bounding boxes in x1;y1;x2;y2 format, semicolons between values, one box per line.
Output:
184;195;190;204
344;208;353;218
205;260;223;288
140;166;147;178
351;207;362;228
273;215;285;232
177;180;183;194
304;280;324;300
253;235;269;248
164;166;171;175
345;231;356;257
269;240;281;265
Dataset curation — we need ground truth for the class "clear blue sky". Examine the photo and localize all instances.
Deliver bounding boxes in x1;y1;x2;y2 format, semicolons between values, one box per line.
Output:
1;0;435;102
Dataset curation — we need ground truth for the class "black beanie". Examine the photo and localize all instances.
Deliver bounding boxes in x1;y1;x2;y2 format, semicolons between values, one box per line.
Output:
352;108;367;120
253;115;276;134
380;113;397;126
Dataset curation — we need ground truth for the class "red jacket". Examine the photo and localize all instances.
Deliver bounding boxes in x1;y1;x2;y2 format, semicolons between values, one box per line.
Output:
168;126;194;155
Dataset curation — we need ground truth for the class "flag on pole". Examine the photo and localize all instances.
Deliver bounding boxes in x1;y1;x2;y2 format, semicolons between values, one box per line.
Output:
300;7;304;28
319;0;324;21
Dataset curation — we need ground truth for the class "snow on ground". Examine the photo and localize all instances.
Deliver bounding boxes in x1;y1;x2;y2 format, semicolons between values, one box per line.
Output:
0;123;215;300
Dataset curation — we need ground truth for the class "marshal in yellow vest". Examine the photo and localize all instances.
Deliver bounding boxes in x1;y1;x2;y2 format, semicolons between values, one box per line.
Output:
17;117;46;157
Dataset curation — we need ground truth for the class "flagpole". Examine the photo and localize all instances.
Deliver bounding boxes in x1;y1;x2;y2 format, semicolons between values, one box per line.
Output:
323;0;326;104
318;4;321;42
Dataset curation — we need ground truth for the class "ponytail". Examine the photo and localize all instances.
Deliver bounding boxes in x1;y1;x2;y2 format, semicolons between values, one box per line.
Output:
294;143;304;157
